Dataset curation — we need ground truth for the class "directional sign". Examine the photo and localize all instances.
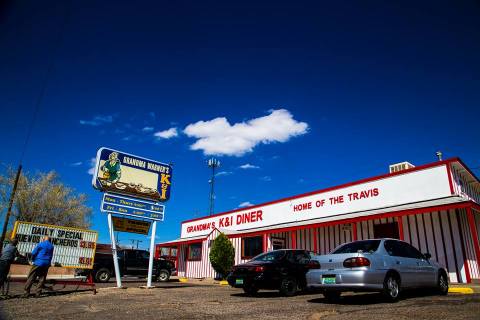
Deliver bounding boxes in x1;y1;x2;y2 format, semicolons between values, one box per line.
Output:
112;216;151;235
101;194;164;221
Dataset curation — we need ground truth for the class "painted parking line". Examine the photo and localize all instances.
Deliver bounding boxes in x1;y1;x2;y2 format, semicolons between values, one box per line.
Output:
448;287;474;294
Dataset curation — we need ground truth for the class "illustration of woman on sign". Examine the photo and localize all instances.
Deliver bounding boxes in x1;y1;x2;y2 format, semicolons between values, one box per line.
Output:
101;152;122;186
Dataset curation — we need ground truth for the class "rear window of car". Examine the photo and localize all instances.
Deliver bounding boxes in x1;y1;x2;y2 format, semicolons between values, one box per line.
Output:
332;240;381;254
252;250;286;261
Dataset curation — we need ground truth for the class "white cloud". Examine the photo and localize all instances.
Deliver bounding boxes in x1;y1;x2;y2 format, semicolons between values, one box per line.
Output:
154;127;178;139
142;126;154;132
79;115;114;126
87;158;96;175
260;176;272;182
239;163;260;169
183;109;308;156
215;171;232;177
238;201;254;208
70;162;83;166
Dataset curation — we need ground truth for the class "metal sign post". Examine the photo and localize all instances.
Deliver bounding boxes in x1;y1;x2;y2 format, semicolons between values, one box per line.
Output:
107;213;122;288
146;220;157;288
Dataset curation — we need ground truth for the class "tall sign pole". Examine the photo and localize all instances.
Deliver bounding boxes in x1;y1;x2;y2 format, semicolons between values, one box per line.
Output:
107;213;122;288
0;165;22;254
146;220;157;288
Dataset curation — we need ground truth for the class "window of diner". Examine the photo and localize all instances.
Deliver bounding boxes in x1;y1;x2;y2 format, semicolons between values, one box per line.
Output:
241;236;263;259
373;222;399;239
188;243;202;261
160;247;170;256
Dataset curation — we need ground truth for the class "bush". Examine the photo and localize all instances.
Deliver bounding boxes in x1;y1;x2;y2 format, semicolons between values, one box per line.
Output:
209;233;235;279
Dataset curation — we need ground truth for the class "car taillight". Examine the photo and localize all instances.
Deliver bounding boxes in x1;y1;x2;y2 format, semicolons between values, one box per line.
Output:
254;266;265;272
343;257;370;268
307;260;321;269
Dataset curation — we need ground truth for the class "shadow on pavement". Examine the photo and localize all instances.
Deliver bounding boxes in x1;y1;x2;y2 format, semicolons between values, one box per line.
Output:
307;289;446;305
230;290;320;299
0;288;95;300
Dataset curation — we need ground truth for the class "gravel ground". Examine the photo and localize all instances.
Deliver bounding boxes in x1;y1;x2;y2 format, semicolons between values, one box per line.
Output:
1;281;479;320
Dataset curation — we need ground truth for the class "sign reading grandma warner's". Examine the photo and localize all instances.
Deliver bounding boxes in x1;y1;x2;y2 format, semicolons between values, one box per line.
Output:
12;221;98;269
92;147;172;202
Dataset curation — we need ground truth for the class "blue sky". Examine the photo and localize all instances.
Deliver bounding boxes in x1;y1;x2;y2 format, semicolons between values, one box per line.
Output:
1;1;479;248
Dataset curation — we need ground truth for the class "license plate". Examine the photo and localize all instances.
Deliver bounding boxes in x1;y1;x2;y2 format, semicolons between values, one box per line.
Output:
322;277;336;284
235;278;244;285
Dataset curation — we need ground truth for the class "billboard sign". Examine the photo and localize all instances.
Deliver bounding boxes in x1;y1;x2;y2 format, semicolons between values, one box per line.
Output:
180;165;452;238
101;193;165;221
92;147;172;202
12;221;98;269
112;216;151;235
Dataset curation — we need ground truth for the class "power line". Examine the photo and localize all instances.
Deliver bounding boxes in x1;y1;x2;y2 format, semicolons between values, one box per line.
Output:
1;1;72;250
18;0;72;165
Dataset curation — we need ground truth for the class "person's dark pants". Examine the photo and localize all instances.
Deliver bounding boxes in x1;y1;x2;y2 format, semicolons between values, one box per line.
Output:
0;260;12;289
24;265;49;294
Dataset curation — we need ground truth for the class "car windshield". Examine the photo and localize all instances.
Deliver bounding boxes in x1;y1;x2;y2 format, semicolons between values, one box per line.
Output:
332;240;381;254
252;250;286;261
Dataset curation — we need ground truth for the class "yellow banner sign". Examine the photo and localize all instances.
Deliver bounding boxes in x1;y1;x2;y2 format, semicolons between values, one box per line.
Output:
112;216;151;235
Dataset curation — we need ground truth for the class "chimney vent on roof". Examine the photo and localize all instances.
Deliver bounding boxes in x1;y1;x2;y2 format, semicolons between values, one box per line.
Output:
389;161;415;173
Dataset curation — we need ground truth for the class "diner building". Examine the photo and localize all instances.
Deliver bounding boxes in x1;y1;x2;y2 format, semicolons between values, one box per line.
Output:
157;157;480;283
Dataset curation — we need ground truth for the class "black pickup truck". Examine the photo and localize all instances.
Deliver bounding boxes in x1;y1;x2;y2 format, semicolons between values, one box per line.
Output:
78;248;176;283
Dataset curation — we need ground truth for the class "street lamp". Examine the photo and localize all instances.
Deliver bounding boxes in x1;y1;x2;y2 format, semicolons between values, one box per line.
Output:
207;158;221;215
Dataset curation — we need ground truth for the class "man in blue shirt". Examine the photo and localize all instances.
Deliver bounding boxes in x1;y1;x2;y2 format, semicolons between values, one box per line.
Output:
23;236;54;297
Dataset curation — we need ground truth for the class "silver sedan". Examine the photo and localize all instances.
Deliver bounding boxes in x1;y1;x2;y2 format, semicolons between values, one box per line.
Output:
306;238;449;301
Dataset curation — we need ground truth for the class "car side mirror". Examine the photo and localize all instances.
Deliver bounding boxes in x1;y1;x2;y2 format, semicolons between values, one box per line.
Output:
424;253;431;260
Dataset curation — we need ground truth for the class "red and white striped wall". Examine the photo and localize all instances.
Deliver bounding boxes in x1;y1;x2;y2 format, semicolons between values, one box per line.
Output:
173;207;480;283
451;164;480;203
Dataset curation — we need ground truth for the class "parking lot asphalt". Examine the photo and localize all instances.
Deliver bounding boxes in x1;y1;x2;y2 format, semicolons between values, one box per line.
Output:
1;280;479;320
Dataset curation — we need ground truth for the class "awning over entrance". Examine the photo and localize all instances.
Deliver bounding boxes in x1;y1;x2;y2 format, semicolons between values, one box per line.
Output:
157;228;241;246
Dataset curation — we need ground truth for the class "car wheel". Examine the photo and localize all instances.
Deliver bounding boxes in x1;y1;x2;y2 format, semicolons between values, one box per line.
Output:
157;269;170;282
279;277;298;297
95;268;111;283
437;272;448;295
383;274;400;301
243;284;259;296
323;290;341;302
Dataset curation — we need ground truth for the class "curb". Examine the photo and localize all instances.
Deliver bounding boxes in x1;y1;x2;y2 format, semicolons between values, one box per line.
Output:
448;287;474;294
179;277;188;283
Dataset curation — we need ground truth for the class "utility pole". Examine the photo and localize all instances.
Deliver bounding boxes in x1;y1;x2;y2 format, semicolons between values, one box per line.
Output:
436;151;443;161
0;165;22;254
207;158;220;215
130;239;142;249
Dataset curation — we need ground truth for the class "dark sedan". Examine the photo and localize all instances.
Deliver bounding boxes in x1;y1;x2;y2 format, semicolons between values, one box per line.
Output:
227;249;318;296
